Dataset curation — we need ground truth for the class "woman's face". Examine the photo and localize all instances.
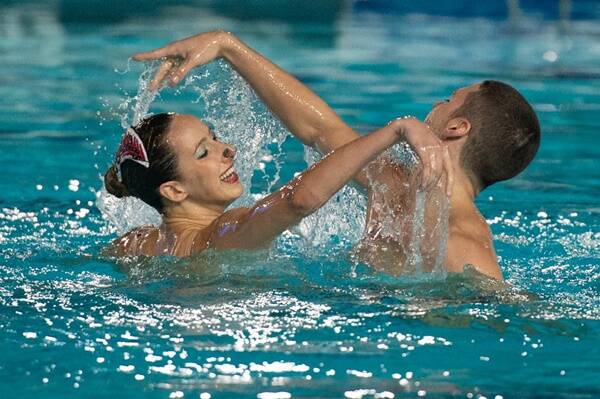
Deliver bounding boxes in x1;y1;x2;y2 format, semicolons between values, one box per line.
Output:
166;114;243;208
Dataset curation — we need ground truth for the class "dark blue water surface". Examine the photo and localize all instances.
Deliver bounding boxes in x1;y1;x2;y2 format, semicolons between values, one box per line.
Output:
1;1;599;398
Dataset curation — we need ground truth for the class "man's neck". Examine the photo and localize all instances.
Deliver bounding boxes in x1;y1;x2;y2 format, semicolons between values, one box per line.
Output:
448;168;481;221
442;164;502;280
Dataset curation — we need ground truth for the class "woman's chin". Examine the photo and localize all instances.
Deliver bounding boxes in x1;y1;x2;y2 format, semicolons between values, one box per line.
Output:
225;183;244;203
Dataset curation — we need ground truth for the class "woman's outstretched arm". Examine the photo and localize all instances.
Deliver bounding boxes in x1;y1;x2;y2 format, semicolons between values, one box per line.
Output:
194;118;417;251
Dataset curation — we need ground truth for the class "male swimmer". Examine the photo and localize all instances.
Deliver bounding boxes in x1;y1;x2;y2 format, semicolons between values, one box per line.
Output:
132;31;540;280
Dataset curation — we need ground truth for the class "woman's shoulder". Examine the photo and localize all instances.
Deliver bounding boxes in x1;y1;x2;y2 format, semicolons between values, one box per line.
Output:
188;207;252;253
108;225;161;256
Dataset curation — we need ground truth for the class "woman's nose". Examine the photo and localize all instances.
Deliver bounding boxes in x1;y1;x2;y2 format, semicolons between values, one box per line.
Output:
223;145;236;160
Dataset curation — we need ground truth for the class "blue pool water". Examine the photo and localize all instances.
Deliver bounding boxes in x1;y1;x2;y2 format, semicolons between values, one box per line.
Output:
1;1;599;398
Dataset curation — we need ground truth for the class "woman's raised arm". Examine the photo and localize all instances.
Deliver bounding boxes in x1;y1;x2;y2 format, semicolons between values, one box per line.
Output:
133;32;452;194
197;118;428;251
133;30;357;155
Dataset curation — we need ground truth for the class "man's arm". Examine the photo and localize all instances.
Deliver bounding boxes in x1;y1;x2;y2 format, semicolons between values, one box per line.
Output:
205;34;451;192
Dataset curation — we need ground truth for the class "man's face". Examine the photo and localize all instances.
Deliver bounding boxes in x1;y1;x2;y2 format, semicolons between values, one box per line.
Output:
424;83;480;138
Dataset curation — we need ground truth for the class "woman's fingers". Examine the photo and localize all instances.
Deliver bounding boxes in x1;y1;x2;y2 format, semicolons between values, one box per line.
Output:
150;59;176;90
395;117;451;193
430;148;442;189
418;145;442;190
132;45;173;61
168;59;196;86
419;147;431;189
421;164;430;190
443;146;454;197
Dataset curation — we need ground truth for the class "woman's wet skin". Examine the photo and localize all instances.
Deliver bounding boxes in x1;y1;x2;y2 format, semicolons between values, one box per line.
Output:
166;114;244;210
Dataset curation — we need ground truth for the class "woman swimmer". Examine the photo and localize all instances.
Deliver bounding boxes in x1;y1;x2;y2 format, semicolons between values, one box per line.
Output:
104;112;435;256
104;31;450;257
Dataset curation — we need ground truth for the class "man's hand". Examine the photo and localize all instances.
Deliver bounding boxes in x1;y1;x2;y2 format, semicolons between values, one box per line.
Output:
389;117;454;196
132;30;235;90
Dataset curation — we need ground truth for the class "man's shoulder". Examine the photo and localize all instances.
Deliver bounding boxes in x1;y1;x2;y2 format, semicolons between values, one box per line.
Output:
446;208;502;280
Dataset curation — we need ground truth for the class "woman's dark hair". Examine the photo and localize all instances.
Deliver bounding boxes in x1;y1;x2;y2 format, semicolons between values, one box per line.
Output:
104;113;178;213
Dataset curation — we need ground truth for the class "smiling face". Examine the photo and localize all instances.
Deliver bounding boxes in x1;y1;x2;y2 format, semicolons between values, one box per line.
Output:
424;83;480;138
165;114;243;209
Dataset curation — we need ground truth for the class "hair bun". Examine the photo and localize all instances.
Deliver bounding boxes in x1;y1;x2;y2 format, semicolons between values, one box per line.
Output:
104;164;129;198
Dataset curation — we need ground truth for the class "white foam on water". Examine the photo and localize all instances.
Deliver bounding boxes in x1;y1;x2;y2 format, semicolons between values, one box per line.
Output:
356;143;450;275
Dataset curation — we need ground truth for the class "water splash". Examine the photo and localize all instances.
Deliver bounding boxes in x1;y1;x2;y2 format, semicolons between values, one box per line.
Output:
176;60;290;207
119;60;161;129
354;143;450;275
291;146;367;255
96;61;164;234
97;60;449;271
97;60;291;234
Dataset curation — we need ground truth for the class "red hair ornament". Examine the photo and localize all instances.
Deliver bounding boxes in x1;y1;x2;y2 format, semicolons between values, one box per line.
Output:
115;128;149;182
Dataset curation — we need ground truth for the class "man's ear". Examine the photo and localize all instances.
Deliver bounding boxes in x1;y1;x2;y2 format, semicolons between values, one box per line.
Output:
158;180;188;204
441;117;471;139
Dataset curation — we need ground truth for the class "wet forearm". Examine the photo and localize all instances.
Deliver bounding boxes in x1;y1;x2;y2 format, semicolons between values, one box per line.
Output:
289;122;403;212
220;33;357;153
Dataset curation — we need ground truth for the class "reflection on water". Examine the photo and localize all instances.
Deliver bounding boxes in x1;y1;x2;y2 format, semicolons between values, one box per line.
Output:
1;238;596;397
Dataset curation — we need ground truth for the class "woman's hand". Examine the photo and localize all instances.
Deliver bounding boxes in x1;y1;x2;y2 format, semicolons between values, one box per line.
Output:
132;30;235;90
389;117;454;196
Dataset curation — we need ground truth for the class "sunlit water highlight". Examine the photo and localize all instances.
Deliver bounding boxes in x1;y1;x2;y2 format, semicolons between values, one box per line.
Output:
0;2;599;398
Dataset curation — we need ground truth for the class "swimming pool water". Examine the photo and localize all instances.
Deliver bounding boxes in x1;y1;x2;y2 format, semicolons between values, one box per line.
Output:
1;1;599;398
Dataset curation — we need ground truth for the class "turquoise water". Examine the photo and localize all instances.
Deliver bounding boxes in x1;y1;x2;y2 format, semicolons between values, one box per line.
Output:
1;1;599;398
